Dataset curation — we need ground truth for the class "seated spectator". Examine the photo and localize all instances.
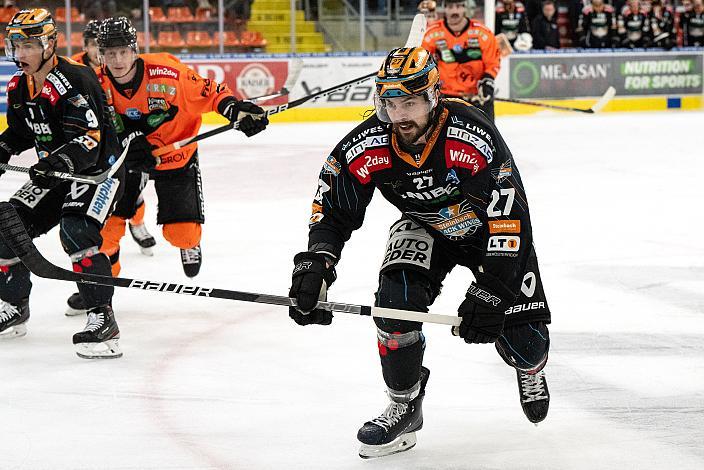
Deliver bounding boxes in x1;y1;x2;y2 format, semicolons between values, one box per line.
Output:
681;0;704;46
577;0;617;48
618;0;652;48
531;0;560;49
649;0;675;48
495;0;531;48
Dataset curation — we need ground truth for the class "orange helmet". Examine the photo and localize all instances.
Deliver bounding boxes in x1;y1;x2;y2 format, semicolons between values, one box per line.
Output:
375;47;439;99
4;8;57;63
374;47;441;123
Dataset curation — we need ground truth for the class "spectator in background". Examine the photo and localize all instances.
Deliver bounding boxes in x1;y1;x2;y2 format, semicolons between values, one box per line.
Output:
495;0;532;49
576;0;617;48
618;0;651;48
80;0;117;20
231;0;254;37
649;0;675;48
681;0;704;46
531;0;560;49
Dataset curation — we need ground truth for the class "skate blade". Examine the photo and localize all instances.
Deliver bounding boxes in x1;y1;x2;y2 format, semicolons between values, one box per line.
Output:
358;432;417;459
75;339;122;359
139;246;154;256
0;323;27;339
65;306;88;317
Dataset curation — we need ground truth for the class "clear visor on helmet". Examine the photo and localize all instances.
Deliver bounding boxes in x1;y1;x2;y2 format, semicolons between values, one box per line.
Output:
374;88;438;124
4;35;50;62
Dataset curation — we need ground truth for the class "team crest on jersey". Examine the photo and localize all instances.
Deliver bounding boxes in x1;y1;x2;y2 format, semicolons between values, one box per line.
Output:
445;139;486;175
406;200;482;240
349;148;391;184
67;94;89;108
322;155;341;176
492;160;512;182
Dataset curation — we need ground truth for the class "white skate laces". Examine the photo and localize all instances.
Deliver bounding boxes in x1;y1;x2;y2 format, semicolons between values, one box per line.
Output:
370;402;409;431
519;370;548;403
0;300;20;321
83;311;104;332
181;247;201;264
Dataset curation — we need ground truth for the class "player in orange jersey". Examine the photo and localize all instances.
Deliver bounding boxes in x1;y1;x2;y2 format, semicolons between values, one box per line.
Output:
71;19;159;260
422;0;501;120
65;16;268;315
70;19;100;68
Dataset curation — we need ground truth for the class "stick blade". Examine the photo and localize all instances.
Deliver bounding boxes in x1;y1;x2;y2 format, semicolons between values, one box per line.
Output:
404;14;428;48
283;57;304;92
0;202;33;259
590;86;616;113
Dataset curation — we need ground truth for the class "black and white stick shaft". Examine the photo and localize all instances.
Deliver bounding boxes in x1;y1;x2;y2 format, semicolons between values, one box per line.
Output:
0;203;460;326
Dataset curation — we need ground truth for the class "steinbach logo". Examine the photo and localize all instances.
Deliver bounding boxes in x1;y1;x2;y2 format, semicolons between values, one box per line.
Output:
445;139;486;175
349;148;391;184
147;65;180;80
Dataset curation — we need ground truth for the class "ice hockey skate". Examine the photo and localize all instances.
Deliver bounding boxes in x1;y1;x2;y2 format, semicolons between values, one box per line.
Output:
0;298;29;339
357;367;429;459
65;292;87;316
129;222;156;256
516;368;550;424
73;305;122;359
180;244;202;277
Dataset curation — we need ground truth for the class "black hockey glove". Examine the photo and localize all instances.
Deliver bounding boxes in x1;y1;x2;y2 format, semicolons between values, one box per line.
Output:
471;74;495;106
0;143;11;178
218;97;269;138
454;282;510;344
289;251;337;326
29;152;74;189
125;132;157;173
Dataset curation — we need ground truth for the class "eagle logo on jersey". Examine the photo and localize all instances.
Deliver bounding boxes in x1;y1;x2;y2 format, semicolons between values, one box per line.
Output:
407;200;482;240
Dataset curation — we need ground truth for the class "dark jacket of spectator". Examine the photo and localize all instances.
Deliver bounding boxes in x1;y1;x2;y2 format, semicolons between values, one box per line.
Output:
531;5;561;49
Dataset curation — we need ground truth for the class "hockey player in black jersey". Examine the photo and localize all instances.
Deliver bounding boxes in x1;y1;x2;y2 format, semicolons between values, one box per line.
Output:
576;0;618;48
0;9;125;359
288;47;551;458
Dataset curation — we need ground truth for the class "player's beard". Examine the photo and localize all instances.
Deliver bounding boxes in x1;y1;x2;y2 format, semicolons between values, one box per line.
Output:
392;120;425;146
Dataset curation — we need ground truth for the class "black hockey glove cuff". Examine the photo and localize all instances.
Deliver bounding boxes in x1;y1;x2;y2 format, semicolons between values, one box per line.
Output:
289;251;337;326
454;282;509;344
472;74;495;106
125;132;157;173
0;142;12;178
218;97;269;138
29;152;74;189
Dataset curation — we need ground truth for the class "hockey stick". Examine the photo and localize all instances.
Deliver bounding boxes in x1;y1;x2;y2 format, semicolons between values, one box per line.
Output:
0;202;461;326
0;132;135;185
153;15;429;158
248;57;304;104
495;86;616;114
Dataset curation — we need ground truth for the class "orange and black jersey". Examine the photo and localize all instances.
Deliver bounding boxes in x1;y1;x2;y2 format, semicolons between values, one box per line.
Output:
0;56;121;175
422;19;501;97
71;51;92;67
307;99;534;301
96;53;234;171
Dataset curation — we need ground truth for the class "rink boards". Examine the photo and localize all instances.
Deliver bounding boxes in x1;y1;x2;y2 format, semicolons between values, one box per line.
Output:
0;48;702;129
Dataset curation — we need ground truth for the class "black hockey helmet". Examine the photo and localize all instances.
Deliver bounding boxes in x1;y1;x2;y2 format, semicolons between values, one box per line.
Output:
83;19;101;40
97;16;137;52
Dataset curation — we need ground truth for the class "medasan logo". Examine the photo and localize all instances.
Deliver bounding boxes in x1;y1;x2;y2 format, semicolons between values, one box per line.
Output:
511;61;540;96
236;63;275;98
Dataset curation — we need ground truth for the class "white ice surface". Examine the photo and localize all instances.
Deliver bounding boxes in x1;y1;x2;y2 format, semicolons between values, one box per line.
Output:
1;111;703;470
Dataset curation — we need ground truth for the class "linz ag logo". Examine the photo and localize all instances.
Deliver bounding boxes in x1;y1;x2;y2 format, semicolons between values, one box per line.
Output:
147;65;180;80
